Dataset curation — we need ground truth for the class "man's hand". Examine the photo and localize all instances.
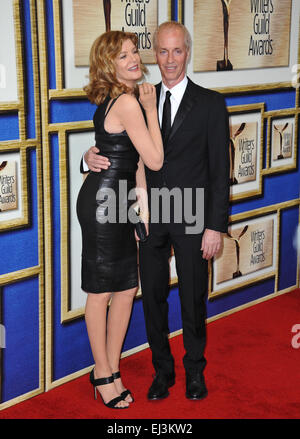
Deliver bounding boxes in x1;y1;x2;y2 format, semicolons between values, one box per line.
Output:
84;146;110;172
201;229;222;260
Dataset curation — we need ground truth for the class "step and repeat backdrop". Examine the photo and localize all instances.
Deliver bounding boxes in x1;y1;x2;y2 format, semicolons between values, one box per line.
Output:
0;0;299;409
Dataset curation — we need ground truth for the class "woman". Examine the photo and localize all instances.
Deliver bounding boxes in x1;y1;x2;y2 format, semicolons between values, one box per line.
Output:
77;31;163;409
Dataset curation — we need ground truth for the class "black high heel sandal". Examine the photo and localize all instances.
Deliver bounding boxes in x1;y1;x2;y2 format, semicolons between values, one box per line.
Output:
90;368;129;409
112;371;134;402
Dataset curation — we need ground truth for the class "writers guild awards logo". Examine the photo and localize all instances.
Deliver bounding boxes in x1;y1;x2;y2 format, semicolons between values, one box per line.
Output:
0;160;18;211
226;225;248;278
217;0;233;71
229;122;246;185
291;324;300;349
102;0;111;31
274;122;288;160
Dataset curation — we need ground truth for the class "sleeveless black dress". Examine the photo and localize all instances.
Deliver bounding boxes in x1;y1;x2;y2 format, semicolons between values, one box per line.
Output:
77;95;139;293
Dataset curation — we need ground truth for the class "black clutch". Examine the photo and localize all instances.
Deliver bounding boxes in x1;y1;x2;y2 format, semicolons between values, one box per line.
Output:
135;217;148;242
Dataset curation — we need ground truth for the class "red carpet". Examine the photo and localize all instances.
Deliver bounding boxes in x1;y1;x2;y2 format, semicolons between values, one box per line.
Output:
1;289;300;419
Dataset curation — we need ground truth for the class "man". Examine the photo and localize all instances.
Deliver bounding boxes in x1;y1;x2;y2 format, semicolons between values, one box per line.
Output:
82;21;230;401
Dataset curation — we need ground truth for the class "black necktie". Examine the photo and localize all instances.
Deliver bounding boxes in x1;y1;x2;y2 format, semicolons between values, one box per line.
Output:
161;90;172;143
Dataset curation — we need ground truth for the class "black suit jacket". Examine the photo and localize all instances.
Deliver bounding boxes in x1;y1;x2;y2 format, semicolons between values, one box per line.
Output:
145;78;230;235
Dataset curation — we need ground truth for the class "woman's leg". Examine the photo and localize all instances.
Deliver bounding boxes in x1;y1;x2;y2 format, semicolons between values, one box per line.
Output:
85;292;129;408
106;287;137;401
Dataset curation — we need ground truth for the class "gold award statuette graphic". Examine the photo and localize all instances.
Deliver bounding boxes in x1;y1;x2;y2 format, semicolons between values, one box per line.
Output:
217;0;233;71
226;225;248;278
0;161;18;212
103;0;111;31
73;0;158;66
215;218;274;285
194;0;292;72
229;121;257;185
229;122;245;185
272;122;293;161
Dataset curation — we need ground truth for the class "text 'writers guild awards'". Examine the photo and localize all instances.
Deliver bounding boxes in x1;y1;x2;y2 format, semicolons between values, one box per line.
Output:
226;225;248;278
217;0;233;71
229;122;246;185
0;161;18;212
274;122;289;160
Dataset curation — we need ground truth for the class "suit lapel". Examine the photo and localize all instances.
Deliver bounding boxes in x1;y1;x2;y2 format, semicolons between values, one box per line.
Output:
168;79;198;142
155;79;199;149
156;83;161;110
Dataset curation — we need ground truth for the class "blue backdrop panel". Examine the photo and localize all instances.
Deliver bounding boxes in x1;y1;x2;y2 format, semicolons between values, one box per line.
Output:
0;114;19;141
1;276;40;402
226;90;296;111
278;206;299;291
50;101;96;124
207;278;275;318
231;170;300;217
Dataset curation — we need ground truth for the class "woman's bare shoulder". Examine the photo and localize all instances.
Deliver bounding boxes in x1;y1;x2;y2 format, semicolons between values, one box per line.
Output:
116;93;140;111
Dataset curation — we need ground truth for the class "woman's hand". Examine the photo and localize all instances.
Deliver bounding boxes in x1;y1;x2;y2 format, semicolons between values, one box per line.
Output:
134;220;149;242
139;83;156;112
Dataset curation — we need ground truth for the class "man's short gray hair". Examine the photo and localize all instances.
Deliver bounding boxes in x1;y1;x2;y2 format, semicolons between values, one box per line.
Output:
153;21;192;52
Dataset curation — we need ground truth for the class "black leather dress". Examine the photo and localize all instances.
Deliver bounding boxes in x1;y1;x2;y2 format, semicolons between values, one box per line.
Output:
77;95;139;293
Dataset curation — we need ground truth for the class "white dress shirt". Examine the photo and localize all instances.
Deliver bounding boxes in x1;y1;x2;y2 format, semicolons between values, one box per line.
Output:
158;75;188;127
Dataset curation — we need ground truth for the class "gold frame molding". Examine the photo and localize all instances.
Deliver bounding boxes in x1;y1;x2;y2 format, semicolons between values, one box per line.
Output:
59;123;178;322
0;0;44;410
191;1;298;95
208;199;300;299
265;110;299;174
0;0;29;231
227;103;265;202
59;125;93;323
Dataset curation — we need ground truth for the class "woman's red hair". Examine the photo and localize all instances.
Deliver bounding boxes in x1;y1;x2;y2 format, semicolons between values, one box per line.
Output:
84;30;147;105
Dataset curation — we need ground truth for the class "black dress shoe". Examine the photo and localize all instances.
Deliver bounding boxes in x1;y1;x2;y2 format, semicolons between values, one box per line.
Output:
147;373;175;400
186;371;207;400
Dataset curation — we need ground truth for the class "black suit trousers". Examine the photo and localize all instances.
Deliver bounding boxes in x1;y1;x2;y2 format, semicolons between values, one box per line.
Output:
139;224;208;376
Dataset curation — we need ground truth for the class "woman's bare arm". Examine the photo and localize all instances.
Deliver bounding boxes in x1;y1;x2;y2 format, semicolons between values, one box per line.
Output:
135;157;149;221
104;86;164;171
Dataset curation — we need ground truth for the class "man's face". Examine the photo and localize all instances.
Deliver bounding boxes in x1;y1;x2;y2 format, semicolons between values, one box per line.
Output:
155;27;189;88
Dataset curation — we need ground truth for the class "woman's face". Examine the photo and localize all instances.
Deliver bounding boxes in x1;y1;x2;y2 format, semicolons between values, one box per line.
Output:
114;39;142;88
